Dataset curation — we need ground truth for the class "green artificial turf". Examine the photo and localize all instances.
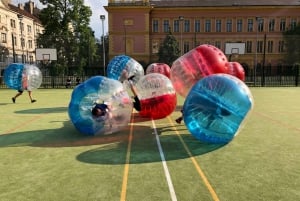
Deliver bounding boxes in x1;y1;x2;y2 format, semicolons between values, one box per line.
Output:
0;88;299;201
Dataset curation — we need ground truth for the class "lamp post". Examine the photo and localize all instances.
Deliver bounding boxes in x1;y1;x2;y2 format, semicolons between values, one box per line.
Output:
179;16;184;55
255;17;262;86
17;14;24;63
100;15;106;75
124;22;127;55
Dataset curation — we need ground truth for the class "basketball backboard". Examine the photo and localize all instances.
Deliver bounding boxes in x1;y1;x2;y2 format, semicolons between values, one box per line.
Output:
36;48;57;61
225;43;245;55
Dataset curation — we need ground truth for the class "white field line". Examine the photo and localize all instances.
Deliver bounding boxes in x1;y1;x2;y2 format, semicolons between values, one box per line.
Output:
151;119;177;201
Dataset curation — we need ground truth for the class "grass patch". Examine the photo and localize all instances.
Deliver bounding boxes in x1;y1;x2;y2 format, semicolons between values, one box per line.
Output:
0;88;299;200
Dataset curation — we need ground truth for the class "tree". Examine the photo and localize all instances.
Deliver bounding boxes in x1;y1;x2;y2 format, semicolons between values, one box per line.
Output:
37;0;96;75
283;23;300;65
157;30;180;66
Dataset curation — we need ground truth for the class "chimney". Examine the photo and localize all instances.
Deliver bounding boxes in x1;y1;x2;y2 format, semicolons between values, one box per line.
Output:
25;0;34;14
18;3;24;10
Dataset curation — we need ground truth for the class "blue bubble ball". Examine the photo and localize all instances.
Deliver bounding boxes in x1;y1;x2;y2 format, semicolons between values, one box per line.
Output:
106;55;144;84
183;74;254;144
68;76;133;136
4;63;42;90
4;63;24;90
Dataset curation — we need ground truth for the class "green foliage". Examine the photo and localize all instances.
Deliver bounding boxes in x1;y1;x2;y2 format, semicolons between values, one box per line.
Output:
157;31;180;66
37;0;97;75
283;23;300;65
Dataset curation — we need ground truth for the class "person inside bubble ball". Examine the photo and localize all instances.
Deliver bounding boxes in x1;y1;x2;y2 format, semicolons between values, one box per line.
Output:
91;102;112;121
11;75;36;103
120;70;141;112
175;103;231;126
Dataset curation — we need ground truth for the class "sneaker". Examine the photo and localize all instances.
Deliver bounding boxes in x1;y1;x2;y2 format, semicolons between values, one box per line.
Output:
12;97;16;103
31;100;37;103
175;117;182;124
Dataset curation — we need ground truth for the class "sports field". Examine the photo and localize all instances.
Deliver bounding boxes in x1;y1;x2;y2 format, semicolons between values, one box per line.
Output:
0;87;299;201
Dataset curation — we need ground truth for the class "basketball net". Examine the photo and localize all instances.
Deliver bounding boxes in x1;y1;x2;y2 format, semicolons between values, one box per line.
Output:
42;59;49;65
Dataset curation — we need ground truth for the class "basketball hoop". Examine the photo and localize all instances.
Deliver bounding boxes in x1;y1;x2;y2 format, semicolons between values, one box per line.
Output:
42;59;49;65
229;53;239;61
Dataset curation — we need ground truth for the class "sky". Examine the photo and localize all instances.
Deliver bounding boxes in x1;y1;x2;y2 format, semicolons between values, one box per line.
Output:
11;0;109;39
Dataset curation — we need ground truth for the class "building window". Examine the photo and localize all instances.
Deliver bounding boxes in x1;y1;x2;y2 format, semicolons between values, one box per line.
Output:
258;19;264;32
20;22;24;32
290;18;297;30
13;36;17;46
237;19;242;32
29;55;34;64
27;25;32;33
267;40;273;53
28;40;33;49
163;20;169;32
226;19;232;32
246;41;252;53
183;41;190;53
280;19;286;31
215;41;221;49
184;20;190;32
257;40;263;53
174;20;179;32
1;33;7;43
247;19;253;32
269;19;275;32
278;40;284;52
216;19;221;32
20;38;25;48
195;20;200;32
205;19;211;32
152;19;158;33
10;19;16;28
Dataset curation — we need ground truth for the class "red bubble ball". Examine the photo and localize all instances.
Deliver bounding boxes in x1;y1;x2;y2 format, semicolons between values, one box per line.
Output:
136;73;177;119
170;44;229;97
146;63;171;78
226;62;245;81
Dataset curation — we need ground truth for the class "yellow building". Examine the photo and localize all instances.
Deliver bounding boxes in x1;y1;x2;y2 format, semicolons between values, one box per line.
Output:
105;0;300;75
0;0;43;71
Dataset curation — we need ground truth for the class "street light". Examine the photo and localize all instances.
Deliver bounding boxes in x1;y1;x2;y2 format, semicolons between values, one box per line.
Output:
17;14;24;63
255;17;262;86
179;16;184;55
100;15;106;75
124;24;127;55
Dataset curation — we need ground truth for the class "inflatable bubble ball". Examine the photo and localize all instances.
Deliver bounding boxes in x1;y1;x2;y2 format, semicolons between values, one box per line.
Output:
68;76;133;136
146;63;171;78
4;63;42;91
136;73;177;119
183;74;254;144
170;44;229;97
227;61;245;81
106;55;144;84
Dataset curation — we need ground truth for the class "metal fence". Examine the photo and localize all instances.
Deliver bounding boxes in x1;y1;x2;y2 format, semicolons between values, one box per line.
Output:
0;63;300;88
0;74;299;89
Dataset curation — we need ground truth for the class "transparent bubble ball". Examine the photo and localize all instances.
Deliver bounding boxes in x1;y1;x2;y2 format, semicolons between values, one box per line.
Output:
183;74;254;144
4;63;42;91
136;73;177;119
68;76;133;136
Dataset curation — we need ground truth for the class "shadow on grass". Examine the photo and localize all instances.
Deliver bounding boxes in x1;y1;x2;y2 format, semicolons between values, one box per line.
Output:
15;107;68;114
76;131;225;164
0;120;132;148
0;119;225;165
